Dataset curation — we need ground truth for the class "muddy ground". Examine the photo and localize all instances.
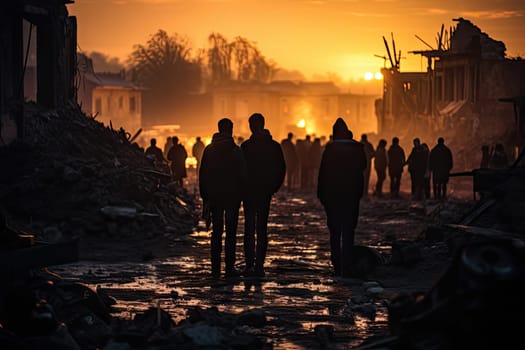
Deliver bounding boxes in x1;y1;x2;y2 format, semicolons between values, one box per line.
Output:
50;174;474;349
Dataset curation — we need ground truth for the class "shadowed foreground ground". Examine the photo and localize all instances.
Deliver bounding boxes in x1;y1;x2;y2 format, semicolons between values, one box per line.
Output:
51;176;473;349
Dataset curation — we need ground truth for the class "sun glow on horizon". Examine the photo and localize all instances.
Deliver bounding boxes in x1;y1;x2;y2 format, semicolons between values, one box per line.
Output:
364;72;383;81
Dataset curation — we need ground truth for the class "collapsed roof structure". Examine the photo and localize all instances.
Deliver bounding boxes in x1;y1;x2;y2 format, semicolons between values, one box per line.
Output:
378;18;525;170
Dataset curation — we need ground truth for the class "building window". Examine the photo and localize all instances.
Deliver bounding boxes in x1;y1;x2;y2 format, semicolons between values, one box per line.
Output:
107;97;111;112
95;98;102;114
129;96;136;113
119;96;124;109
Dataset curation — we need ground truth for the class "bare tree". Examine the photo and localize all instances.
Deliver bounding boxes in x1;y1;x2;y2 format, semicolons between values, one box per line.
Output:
207;33;232;85
127;30;202;123
128;30;201;94
231;36;275;83
207;34;276;85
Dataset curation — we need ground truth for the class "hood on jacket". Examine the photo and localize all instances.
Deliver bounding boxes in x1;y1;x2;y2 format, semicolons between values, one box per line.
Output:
212;132;234;144
250;129;273;141
332;118;349;140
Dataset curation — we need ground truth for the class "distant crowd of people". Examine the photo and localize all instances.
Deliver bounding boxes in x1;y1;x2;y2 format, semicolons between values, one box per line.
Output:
141;115;512;279
144;134;206;188
280;131;458;200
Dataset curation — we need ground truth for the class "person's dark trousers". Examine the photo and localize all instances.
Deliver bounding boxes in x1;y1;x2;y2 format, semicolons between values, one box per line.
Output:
364;163;371;196
286;168;297;191
433;179;447;199
410;171;416;195
324;199;360;277
375;169;386;196
389;171;402;196
211;204;240;277
243;196;272;272
413;172;425;200
441;182;447;199
301;166;311;190
433;180;440;199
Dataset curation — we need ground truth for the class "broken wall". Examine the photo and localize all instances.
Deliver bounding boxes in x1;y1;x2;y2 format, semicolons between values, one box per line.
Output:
478;60;525;152
0;5;23;145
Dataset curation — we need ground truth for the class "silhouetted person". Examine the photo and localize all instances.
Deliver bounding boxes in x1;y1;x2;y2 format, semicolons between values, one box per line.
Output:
167;136;188;187
318;118;366;277
422;143;431;199
192;136;205;173
281;132;299;191
199;118;246;278
241;113;286;277
406;138;428;200
429;137;453;200
297;135;312;190
145;138;166;164
489;143;509;169
480;145;490;169
163;136;172;158
387;137;405;198
360;134;375;196
309;137;323;188
374;139;388;197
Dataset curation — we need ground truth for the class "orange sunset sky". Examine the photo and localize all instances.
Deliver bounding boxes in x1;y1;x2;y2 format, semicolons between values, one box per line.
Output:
69;0;525;82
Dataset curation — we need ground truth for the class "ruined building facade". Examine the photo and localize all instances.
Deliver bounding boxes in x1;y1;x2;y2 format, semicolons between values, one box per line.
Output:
77;53;143;135
378;18;525;168
1;0;76;145
212;81;377;141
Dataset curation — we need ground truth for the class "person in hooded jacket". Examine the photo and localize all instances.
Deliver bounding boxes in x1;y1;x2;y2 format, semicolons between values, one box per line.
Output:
373;139;388;197
241;113;286;277
281;132;299;191
199;118;246;278
360;134;375;196
429;137;453;199
167;136;188;187
387;137;406;198
317;117;367;277
406;138;428;200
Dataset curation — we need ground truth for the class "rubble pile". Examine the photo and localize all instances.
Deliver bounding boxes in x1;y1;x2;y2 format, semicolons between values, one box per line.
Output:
0;271;271;350
0;101;197;242
358;165;525;349
357;238;525;349
469;167;525;234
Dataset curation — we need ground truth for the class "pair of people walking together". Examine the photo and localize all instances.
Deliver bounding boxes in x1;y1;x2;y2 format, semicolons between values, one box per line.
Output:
199;114;285;278
201;114;367;279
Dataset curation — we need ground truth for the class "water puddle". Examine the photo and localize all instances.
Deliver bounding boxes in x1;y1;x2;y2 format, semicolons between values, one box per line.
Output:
50;193;396;348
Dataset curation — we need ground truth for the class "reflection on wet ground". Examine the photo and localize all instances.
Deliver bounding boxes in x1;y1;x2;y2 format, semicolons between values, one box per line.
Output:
51;191;432;349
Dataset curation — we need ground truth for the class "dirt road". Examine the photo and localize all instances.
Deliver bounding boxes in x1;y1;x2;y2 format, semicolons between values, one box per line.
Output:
51;178;473;349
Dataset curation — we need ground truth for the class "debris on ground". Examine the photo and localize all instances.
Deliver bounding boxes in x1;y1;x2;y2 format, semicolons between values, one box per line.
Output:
0;102;197;244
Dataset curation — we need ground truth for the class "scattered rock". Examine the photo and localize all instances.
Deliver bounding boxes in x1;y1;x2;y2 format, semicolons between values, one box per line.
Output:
237;309;267;328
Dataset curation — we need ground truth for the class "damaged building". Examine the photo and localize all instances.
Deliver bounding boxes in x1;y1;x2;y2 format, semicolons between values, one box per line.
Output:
213;80;378;141
0;0;77;145
76;53;143;136
378;18;525;169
